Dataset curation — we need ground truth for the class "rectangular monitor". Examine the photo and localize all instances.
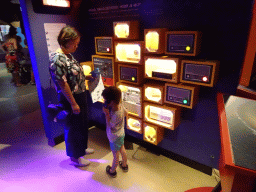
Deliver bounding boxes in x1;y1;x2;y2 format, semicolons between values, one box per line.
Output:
180;60;219;87
164;83;199;109
144;56;180;83
117;83;143;118
92;55;114;86
119;64;144;85
95;37;113;55
113;21;139;40
144;102;181;130
115;41;144;65
143;122;164;145
144;28;167;54
165;31;200;56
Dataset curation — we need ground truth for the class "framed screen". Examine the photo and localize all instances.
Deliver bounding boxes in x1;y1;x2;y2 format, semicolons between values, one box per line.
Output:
95;37;113;55
144;28;167;54
165;31;200;56
113;21;139;40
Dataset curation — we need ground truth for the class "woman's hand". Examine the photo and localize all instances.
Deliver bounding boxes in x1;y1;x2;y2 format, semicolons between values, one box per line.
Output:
85;75;95;81
71;103;80;114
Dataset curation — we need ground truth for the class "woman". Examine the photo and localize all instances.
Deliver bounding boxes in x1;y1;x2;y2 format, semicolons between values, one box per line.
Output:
49;26;94;167
2;26;22;87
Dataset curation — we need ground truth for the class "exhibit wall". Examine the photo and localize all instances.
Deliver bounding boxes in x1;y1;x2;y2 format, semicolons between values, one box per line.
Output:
19;0;254;170
77;0;254;169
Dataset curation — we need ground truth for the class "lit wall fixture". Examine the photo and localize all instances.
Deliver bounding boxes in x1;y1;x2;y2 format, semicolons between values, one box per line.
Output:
117;83;143;118
94;37;113;55
144;83;165;105
143;123;164;145
144;28;167;54
118;64;144;85
127;115;143;134
164;83;199;109
144;102;181;130
115;41;144;65
113;21;139;40
92;55;115;87
180;60;219;87
144;56;180;83
43;0;70;7
165;31;201;56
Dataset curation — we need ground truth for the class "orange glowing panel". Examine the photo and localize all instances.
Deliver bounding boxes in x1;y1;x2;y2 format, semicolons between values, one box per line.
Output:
127;115;143;134
144;28;167;54
113;21;139;40
143;123;164;145
144;102;181;130
144;56;180;83
144;83;165;105
43;0;70;7
115;41;144;65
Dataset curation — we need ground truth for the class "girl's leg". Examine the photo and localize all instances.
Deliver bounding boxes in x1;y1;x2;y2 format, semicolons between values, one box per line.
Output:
120;145;127;167
110;150;120;173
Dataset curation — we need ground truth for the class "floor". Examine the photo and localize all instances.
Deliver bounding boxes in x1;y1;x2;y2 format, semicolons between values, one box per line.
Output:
0;63;220;192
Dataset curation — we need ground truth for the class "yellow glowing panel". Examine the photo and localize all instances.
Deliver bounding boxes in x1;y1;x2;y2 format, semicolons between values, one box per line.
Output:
145;105;173;127
127;118;141;132
145;58;177;77
144;126;157;143
145;31;159;52
114;24;130;38
43;0;70;7
145;87;161;102
82;65;92;76
116;44;141;63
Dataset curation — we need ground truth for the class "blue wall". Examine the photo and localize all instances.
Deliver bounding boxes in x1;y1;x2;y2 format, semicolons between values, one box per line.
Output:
20;0;254;169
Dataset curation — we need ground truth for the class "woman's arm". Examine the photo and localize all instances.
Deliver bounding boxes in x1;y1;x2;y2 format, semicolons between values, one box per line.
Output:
56;79;80;114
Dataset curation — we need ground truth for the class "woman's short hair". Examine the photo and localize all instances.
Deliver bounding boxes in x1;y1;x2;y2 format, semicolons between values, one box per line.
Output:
57;26;80;48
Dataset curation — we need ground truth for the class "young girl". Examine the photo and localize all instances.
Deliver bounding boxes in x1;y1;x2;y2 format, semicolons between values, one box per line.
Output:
102;86;128;177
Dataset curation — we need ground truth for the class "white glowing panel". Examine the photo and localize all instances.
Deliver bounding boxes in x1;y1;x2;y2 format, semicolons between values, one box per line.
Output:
145;31;159;52
43;0;70;7
82;65;92;76
127;117;142;133
144;126;157;143
145;58;177;77
116;43;141;63
145;87;162;102
114;24;130;38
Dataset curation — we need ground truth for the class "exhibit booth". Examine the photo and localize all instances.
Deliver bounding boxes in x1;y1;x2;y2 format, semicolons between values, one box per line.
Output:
19;0;256;191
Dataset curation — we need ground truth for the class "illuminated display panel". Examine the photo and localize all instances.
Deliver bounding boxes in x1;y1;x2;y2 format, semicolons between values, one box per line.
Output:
127;115;143;134
95;37;113;55
143;123;164;145
92;55;115;87
165;31;200;56
115;41;144;65
144;102;181;130
144;56;180;83
43;0;70;7
118;64;144;85
113;21;139;40
180;60;219;87
164;83;199;109
117;83;143;118
144;83;164;105
144;28;167;54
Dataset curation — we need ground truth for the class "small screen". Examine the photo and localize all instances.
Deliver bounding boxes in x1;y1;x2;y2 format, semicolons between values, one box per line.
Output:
183;63;212;84
96;39;112;54
166;86;191;106
93;57;113;79
167;34;194;53
120;66;138;83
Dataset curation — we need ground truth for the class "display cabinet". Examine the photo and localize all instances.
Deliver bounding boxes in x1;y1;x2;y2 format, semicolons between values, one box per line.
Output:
144;83;165;105
143;122;164;145
113;21;139;40
118;64;144;85
180;60;219;87
95;36;114;55
144;56;180;83
144;28;168;54
164;83;199;109
127;115;143;134
144;102;181;130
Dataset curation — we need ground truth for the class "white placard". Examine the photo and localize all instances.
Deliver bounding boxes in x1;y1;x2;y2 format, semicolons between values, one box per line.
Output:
44;23;66;58
88;74;105;103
